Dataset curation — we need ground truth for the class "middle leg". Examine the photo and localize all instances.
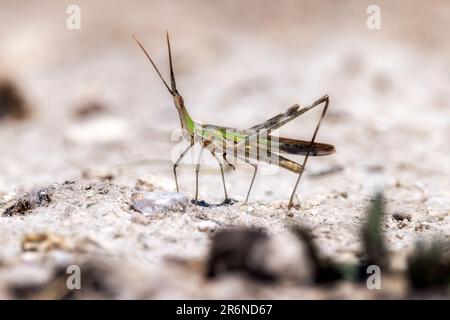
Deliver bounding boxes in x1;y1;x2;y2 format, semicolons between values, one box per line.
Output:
207;150;229;202
194;146;204;206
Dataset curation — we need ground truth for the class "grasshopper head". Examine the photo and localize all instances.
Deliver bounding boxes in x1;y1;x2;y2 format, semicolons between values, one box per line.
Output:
173;94;185;110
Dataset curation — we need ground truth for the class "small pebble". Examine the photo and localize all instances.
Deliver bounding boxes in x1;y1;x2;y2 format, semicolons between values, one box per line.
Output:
82;166;115;181
131;191;189;216
21;232;68;252
74;101;107;119
398;220;409;229
340;192;348;199
3;188;53;216
415;222;431;231
93;182;109;194
392;212;412;222
130;211;151;225
135;175;172;192
197;221;217;233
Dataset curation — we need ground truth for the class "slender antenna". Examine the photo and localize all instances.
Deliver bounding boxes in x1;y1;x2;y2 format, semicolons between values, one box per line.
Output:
132;35;173;95
166;31;177;93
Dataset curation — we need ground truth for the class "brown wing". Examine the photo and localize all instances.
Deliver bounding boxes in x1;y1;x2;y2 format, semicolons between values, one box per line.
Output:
232;145;304;174
276;137;335;156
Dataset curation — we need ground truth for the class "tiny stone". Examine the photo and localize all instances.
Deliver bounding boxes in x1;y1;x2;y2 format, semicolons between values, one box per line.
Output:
82;166;115;181
135;177;155;192
93;182;109;194
3;187;53;216
135;175;173;192
340;192;348;199
285;211;294;217
21;232;68;252
130;211;151;225
415;222;431;231
74;101;107;119
392;212;412;222
398;221;408;229
131;191;189;216
197;221;217;233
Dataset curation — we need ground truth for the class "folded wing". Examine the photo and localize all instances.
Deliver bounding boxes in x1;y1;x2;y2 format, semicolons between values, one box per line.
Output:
276;137;335;156
248;104;300;131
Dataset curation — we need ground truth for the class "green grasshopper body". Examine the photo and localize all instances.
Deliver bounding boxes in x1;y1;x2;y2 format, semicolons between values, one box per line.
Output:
134;33;335;209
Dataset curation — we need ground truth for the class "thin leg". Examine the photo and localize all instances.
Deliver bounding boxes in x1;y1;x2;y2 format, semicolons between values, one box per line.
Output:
229;152;258;204
288;95;330;209
245;163;258;204
208;150;229;202
173;143;194;192
194;146;204;205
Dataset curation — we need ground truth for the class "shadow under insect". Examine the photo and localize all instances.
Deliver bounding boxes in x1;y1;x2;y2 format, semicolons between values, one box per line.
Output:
191;198;237;207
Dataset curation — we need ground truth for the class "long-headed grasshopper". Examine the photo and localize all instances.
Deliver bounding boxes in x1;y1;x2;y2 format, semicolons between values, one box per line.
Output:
133;33;335;209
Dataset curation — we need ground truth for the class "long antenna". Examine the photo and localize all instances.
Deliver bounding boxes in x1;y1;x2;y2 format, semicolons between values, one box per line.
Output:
132;35;173;95
166;31;177;94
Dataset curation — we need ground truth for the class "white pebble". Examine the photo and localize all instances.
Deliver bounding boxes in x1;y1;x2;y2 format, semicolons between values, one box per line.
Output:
197;221;217;233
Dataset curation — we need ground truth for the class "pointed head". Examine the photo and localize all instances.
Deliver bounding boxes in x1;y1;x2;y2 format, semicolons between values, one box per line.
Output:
133;32;185;110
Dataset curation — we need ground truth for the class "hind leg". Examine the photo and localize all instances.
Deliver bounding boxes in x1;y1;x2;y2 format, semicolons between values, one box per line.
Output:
173;143;194;192
288;95;330;209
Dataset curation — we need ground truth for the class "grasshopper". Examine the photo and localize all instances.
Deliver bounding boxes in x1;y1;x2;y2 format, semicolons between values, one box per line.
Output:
133;33;335;209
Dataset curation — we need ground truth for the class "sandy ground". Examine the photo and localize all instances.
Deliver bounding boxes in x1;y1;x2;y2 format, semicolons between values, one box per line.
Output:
0;0;449;299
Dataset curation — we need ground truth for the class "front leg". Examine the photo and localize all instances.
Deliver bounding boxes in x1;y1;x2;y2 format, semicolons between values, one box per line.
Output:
194;146;204;206
208;150;229;202
173;142;194;192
